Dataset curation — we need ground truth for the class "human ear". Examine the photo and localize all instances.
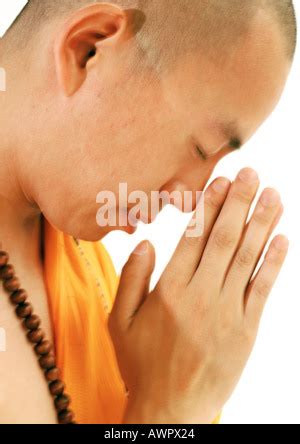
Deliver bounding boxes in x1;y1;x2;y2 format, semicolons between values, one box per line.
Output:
54;3;128;96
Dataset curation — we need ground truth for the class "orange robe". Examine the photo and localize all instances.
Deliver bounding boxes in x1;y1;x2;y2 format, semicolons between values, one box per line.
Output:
43;219;127;424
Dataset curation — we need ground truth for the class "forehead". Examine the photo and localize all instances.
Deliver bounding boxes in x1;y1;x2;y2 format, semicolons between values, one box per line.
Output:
162;9;291;143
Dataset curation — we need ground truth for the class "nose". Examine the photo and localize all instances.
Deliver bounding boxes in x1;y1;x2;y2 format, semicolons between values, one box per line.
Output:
160;145;232;213
161;172;212;213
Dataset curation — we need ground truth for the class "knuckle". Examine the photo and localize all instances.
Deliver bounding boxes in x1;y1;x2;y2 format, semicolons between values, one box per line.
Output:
206;194;224;211
183;232;203;247
253;279;272;299
225;320;254;348
235;247;255;268
212;226;236;250
252;211;271;227
266;250;285;267
195;259;216;281
231;189;254;206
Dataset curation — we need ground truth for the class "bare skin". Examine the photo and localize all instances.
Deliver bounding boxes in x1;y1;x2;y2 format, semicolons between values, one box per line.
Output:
0;168;287;423
111;169;288;423
0;213;57;423
0;4;293;423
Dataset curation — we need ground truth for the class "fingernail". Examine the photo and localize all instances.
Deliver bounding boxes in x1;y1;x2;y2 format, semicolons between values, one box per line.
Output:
273;236;289;251
260;189;281;207
133;241;149;256
238;168;258;185
212;178;231;193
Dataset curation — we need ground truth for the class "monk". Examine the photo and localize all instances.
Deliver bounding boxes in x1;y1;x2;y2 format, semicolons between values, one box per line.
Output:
0;0;297;424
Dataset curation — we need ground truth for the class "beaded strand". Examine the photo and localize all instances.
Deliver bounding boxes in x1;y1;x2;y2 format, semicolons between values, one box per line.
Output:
0;250;76;425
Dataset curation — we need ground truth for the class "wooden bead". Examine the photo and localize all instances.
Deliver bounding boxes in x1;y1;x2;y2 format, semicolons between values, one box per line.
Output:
4;277;21;292
27;328;45;344
49;380;65;396
16;302;32;318
24;314;40;331
10;289;28;305
39;353;55;370
0;249;76;424
45;367;61;382
55;395;70;412
58;409;74;424
35;340;52;356
0;251;9;267
0;264;15;280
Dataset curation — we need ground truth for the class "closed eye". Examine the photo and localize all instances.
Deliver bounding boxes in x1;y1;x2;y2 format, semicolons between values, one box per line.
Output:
195;146;207;161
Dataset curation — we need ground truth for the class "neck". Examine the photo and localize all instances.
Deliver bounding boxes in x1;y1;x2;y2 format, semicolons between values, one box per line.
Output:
0;197;43;269
0;68;43;269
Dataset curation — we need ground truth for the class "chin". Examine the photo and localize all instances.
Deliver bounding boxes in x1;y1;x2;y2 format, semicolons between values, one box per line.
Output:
120;224;138;235
49;209;139;242
56;222;107;242
73;224;138;242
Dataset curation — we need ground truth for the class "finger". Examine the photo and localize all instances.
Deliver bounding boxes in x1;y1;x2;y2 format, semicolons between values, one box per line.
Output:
162;177;231;286
241;202;283;250
109;241;155;333
223;189;282;306
269;204;284;232
225;203;283;268
245;235;289;330
193;168;260;289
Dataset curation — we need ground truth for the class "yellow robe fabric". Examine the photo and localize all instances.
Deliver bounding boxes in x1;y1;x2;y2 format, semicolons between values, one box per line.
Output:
43;219;220;425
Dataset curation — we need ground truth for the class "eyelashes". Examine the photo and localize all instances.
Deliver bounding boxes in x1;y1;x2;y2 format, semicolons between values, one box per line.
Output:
195;146;208;161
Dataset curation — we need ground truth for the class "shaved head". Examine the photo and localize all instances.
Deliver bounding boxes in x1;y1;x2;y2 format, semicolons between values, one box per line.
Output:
3;0;297;71
0;1;295;240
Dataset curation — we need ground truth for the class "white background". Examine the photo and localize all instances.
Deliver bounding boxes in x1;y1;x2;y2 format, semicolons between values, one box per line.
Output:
103;2;300;424
0;0;28;38
0;0;298;427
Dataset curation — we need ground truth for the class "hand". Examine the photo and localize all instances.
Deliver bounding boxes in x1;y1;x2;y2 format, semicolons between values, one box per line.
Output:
108;168;289;424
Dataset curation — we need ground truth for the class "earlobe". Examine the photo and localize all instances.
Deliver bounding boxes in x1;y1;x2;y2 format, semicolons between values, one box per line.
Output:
54;4;128;96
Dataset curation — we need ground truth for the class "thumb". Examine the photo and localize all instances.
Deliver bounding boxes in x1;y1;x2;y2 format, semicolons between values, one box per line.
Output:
111;240;155;330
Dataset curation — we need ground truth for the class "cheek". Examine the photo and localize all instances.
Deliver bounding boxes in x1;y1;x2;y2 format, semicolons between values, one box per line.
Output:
76;91;184;192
